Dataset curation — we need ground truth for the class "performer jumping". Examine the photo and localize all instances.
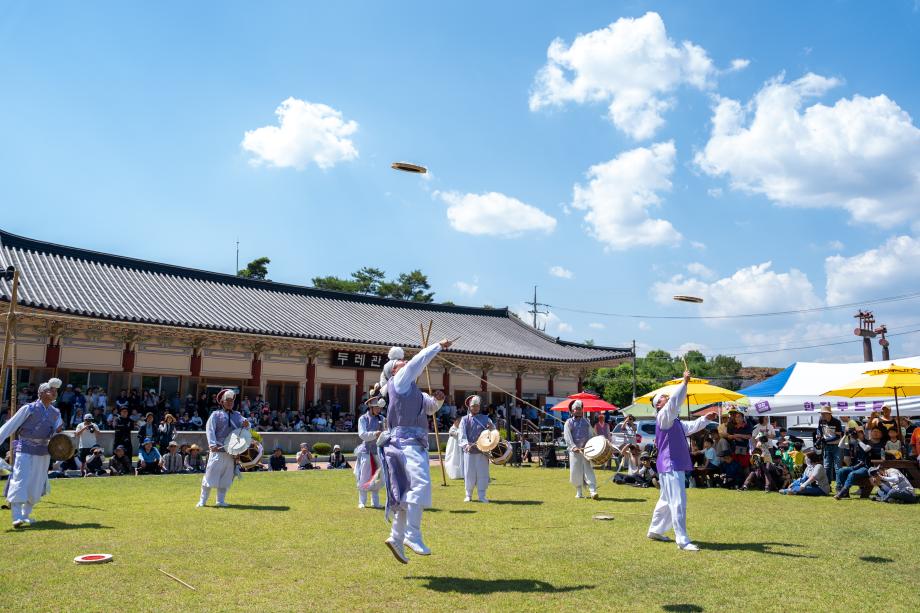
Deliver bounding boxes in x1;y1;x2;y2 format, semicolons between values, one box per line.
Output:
565;400;597;499
380;338;451;564
647;369;717;551
198;389;250;508
354;397;386;509
457;395;496;503
0;378;64;528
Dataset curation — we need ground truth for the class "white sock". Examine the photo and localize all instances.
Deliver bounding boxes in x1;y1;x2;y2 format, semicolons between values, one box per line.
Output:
12;503;24;522
371;491;380;507
199;487;211;505
22;502;32;519
358;490;367;506
216;488;227;504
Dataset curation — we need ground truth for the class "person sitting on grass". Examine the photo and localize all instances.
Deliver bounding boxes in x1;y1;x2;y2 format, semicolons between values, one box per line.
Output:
613;444;642;485
108;445;132;476
869;466;917;504
136;438;162;475
184;444;206;473
296;442;315;470
269;447;288;471
327;444;350;469
834;429;872;499
717;449;743;489
633;452;658;488
161;440;184;474
83;446;108;476
780;450;829;496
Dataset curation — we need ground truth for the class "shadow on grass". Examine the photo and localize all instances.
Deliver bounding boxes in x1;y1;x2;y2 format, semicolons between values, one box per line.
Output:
662;605;704;612
221;504;290;512
595;497;645;503
45;501;103;511
412;576;593;594
8;520;112;532
449;509;476;514
695;541;816;558
860;555;893;563
487;500;543;506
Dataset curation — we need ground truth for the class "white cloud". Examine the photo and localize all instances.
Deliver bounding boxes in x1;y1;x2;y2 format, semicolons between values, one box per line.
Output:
242;98;358;170
686;262;716;279
826;240;845;251
707;187;723;198
736;321;853;367
436;191;557;237
690;241;706;250
652;261;822;318
572;141;681;250
825;235;920;304
558;322;574;334
514;306;572;336
549;265;574;279
727;58;751;72
529;12;716;140
589;322;606;330
638;321;650;331
677;342;705;355
695;73;920;228
454;280;479;296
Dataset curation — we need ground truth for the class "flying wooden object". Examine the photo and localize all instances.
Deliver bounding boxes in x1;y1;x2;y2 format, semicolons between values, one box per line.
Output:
391;161;427;174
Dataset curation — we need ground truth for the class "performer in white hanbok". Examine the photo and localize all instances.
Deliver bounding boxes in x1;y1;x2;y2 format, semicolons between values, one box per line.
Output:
458;395;496;502
376;346;404;398
444;417;464;480
379;338;451;564
354;397;386;508
565;400;597;499
198;389;250;508
647;370;717;551
0;378;64;528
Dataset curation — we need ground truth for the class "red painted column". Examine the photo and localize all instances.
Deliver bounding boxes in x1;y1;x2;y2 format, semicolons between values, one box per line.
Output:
356;369;365;411
248;356;262;387
306;360;316;404
577;375;583;392
442;369;450;399
548;375;555;396
121;343;136;372
45;342;61;369
481;370;488;396
190;350;202;377
515;372;523;399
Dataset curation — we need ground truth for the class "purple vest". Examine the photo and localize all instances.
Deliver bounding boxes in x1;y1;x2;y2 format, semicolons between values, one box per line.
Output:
567;417;591;448
15;401;60;455
356;412;384;455
386;379;427;431
463;414;492;454
655;418;692;473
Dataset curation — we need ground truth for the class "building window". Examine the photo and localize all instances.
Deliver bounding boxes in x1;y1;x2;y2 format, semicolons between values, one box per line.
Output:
319;384;350;411
66;371;110;392
266;382;299;412
141;375;181;402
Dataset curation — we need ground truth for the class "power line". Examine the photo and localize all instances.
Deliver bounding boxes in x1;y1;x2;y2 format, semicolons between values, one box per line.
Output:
700;320;920;353
549;289;920;320
710;327;920;358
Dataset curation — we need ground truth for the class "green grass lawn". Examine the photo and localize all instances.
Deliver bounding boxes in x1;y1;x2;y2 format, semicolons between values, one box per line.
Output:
3;466;919;612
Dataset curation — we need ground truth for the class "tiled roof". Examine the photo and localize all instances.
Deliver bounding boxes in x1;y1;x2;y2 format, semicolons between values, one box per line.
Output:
0;230;631;363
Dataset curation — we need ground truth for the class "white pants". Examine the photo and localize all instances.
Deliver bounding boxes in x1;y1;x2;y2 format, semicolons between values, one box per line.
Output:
569;452;597;493
355;451;383;506
5;453;51;505
463;452;490;498
202;451;235;489
648;471;690;546
389;444;431;546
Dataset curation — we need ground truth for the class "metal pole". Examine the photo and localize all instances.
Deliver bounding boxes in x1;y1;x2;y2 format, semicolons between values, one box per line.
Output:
631;340;637;403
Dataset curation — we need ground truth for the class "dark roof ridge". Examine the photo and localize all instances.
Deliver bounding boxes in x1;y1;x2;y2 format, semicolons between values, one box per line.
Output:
0;229;509;317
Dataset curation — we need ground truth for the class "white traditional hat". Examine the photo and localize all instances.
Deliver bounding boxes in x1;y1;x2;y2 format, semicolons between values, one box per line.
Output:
651;393;666;408
216;388;236;404
388;346;405;360
465;395;482;409
570;399;584;411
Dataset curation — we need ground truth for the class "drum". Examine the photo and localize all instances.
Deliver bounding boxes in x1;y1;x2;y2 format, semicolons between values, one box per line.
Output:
48;433;76;461
224;428;252;455
238;442;264;470
489;440;512;465
583;435;613;466
476;429;500;453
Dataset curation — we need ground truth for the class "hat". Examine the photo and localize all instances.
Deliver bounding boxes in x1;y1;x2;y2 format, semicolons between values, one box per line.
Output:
83;414;93;421
639;452;650;460
465;395;482;409
388;346;405;360
189;444;200;451
168;440;178;447
867;466;880;477
299;442;308;448
67;384;73;388
333;444;341;451
217;388;236;404
570;399;583;412
115;445;126;451
92;445;102;450
143;437;153;444
651;393;666;408
821;407;833;414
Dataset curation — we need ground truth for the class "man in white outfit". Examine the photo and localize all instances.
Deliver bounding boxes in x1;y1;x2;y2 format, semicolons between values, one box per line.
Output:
457;395;496;503
647;369;717;551
564;400;597;499
198;389;250;508
354;397;385;508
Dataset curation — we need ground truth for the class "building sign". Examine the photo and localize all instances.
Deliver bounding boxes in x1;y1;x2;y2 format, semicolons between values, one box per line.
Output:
329;350;388;370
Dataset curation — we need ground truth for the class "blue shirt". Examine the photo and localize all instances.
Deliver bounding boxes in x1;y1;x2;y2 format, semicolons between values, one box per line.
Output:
139;446;161;463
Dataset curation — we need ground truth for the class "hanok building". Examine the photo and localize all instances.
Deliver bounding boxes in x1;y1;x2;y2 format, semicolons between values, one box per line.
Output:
0;230;632;414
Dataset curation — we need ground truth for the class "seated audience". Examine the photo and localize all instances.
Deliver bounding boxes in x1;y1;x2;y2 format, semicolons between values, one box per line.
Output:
136;438;162;475
780;450;829;496
296;442;315;470
327;444;350;469
83;446;108;476
269;447;288;471
161;440;184;474
184;444;206;473
108;445;133;476
870;466;916;504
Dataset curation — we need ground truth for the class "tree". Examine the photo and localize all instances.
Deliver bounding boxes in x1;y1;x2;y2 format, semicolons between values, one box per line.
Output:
237;257;271;280
378;270;434;303
310;275;359;293
351;267;385;295
312;268;435;302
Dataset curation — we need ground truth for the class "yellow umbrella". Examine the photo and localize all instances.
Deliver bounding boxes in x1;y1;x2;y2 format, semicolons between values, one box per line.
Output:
822;363;920;425
636;377;743;419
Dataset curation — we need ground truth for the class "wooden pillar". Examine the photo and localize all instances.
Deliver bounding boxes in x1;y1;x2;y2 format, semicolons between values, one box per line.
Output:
356;369;365;413
515;372;523;398
306;359;316;404
548;375;555;397
442;368;450;399
121;343;136;372
480;370;488;396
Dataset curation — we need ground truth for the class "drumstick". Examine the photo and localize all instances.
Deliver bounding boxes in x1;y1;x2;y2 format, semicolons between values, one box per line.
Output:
421;321;448;487
158;568;197;591
681;355;689;373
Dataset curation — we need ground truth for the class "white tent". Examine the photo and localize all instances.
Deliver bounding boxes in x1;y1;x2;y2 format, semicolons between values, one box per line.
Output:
740;355;920;419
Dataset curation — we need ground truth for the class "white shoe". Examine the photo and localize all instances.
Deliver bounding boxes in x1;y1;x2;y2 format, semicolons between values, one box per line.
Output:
215;502;229;508
12;519;25;529
679;543;700;552
647;532;672;542
403;539;432;556
464;496;472;502
575;492;583;499
358;503;366;509
590;491;598;500
385;538;409;564
195;502;205;508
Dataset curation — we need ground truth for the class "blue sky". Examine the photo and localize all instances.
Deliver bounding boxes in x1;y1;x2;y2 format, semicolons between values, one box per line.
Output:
3;1;920;366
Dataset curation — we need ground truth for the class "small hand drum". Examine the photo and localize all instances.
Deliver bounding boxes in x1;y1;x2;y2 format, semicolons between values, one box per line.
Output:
583;435;613;466
48;433;76;461
489;440;513;465
224;429;252;456
476;429;500;453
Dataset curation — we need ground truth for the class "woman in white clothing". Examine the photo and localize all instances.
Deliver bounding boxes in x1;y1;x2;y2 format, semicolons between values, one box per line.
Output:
444;417;464;480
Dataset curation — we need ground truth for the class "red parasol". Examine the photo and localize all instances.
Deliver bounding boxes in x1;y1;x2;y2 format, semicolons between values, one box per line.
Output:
550;392;619;413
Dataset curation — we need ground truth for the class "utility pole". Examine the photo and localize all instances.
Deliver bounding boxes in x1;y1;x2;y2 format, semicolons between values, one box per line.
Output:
631;339;637;403
235;238;239;275
876;325;890;361
525;286;549;331
854;310;876;362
